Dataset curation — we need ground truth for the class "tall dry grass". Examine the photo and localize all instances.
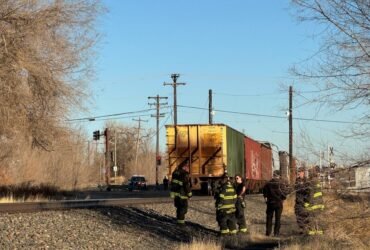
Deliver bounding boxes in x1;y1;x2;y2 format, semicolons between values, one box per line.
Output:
281;191;370;250
179;239;221;250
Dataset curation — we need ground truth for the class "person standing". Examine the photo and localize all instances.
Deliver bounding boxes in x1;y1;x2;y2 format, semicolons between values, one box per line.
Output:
263;170;287;237
170;160;192;225
295;167;310;234
163;176;169;190
214;174;238;236
305;167;325;235
234;174;247;233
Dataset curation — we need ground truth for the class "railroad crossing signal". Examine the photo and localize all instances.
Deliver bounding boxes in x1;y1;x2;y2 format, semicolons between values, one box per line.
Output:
93;130;100;140
156;155;161;165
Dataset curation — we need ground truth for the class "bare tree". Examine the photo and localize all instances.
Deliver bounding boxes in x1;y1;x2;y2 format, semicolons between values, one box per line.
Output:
0;0;104;183
0;0;104;150
291;0;370;137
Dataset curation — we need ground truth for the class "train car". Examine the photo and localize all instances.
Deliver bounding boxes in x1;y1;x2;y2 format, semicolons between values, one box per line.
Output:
166;124;275;193
166;124;245;192
244;137;274;192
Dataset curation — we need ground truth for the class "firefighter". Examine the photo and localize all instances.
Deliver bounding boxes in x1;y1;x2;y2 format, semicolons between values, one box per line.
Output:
214;174;238;236
170;160;192;225
294;167;310;234
263;170;288;237
234;174;247;233
305;167;325;236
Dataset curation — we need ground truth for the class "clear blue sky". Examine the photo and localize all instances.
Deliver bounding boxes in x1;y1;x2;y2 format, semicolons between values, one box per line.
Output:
70;0;367;164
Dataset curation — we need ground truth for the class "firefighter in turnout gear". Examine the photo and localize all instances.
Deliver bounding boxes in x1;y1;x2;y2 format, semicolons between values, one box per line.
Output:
214;174;238;236
305;167;325;236
170;159;192;225
294;167;310;234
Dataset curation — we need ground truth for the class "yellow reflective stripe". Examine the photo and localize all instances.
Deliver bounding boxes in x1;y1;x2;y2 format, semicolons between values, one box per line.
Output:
218;204;235;210
239;228;247;233
304;202;310;208
177;220;185;224
226;208;236;214
220;229;229;234
311;204;325;210
316;183;321;188
221;195;237;200
313;192;322;198
226;188;234;192
172;179;183;186
229;229;238;234
188;192;192;197
170;192;188;199
308;230;323;235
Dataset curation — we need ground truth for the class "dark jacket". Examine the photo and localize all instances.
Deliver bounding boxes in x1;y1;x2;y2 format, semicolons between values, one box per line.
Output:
263;178;287;205
295;177;310;207
170;168;192;199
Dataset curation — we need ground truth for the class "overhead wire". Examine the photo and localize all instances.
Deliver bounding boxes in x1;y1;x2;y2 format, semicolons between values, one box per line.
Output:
177;105;370;125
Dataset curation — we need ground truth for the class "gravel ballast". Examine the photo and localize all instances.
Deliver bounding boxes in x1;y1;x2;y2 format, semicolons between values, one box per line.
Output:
0;195;294;249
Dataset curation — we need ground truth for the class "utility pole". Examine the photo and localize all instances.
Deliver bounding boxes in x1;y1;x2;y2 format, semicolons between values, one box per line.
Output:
163;73;186;126
148;95;168;188
289;86;295;184
133;117;148;173
209;89;213;124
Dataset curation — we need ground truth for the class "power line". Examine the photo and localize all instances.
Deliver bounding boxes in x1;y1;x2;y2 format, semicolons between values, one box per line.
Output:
177;105;370;125
66;107;171;122
213;91;283;97
66;108;156;121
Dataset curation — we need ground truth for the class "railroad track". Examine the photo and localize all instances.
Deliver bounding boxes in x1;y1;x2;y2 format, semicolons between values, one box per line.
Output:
0;196;213;214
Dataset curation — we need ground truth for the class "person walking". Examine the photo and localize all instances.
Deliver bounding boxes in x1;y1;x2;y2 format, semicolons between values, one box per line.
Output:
234;174;247;233
263;170;287;237
295;167;310;234
214;174;238;236
170;160;192;225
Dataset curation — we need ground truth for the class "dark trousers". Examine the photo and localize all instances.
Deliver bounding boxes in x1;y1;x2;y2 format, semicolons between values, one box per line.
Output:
235;198;247;230
217;210;237;234
266;202;283;236
174;196;188;222
295;204;309;231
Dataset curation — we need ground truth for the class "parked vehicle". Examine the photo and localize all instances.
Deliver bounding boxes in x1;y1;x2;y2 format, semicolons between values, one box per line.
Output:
128;175;147;191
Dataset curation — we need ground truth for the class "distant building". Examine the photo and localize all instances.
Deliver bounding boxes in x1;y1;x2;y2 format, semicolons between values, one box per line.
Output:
329;161;370;190
351;161;370;190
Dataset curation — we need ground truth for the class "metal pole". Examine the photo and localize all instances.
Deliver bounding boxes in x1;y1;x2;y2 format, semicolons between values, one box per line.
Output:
289;86;294;184
209;89;213;124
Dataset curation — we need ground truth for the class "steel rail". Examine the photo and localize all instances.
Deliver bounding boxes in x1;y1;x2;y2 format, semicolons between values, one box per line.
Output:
0;196;213;214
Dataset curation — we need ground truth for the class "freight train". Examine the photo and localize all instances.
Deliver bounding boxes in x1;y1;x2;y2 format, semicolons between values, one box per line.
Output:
166;124;286;193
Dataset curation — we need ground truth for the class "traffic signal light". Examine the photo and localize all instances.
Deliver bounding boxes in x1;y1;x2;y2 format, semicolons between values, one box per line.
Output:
93;130;100;140
156;155;161;165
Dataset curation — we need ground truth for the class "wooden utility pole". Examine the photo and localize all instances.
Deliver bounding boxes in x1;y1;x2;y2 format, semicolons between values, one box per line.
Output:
148;95;168;188
289;86;295;184
163;73;186;126
209;89;213;124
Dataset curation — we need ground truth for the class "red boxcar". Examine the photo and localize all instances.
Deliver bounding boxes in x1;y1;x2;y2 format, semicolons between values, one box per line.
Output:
244;136;261;180
260;143;273;181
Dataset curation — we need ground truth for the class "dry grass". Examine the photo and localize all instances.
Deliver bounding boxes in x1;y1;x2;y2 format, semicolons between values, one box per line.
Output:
0;183;62;203
281;192;370;250
179;239;221;250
